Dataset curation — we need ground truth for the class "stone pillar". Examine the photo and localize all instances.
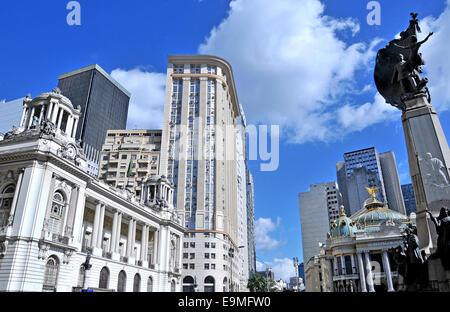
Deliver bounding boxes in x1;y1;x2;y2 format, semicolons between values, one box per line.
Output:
401;94;450;253
96;203;105;249
115;213;122;255
91;203;101;249
333;257;338;276
57;109;64;130
46;102;53;120
131;219;137;258
72;118;79;138
126;218;134;257
111;210;119;253
340;256;346;275
19;106;27;128
153;229;159;268
364;252;375;292
357;252;367;292
51;104;58;124
28;107;35;128
382;250;395;292
350;254;356;274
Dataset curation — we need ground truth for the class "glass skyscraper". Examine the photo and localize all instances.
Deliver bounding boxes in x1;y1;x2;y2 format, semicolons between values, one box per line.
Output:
401;183;417;216
57;64;131;176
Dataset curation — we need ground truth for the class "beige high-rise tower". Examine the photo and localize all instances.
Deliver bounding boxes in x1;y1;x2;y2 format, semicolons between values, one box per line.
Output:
160;55;247;291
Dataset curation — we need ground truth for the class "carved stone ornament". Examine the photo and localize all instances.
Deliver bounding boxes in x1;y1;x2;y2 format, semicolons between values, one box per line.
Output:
63;249;73;264
38;242;50;260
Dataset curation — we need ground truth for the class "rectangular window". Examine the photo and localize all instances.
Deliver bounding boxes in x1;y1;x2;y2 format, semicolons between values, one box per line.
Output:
190;253;195;259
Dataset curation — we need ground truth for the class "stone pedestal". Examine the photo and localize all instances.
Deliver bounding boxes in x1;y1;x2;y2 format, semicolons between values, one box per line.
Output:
91;247;103;257
427;258;450;291
401;94;450;253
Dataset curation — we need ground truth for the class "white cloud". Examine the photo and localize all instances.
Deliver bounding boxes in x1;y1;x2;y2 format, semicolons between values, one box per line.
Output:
254;217;281;252
110;68;166;130
419;1;450;113
198;0;382;143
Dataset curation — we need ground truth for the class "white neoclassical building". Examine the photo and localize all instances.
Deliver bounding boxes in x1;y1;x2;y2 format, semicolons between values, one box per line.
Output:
0;89;184;292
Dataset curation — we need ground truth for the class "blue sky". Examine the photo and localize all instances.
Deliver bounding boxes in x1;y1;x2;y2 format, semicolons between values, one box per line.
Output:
1;0;450;281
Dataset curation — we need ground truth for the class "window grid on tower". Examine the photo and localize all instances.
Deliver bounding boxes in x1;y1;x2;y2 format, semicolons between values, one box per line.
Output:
205;78;216;230
185;79;200;229
168;78;182;206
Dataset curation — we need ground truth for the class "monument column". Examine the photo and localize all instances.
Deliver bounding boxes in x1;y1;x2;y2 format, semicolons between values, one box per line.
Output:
401;94;450;253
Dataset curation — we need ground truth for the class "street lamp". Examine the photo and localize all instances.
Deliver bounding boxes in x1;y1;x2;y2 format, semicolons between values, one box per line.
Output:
81;250;92;292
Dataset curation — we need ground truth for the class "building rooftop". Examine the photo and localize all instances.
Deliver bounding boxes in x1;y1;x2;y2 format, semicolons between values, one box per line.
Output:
58;64;131;98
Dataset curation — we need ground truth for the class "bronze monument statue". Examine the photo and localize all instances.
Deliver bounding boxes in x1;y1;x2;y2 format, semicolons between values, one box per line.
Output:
374;12;433;109
427;207;450;270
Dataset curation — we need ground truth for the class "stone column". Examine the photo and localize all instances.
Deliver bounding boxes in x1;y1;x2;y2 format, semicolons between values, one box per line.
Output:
340;256;346;275
91;203;101;249
333;257;338;276
126;217;134;257
364;252;375;292
46;102;53;120
51;104;59;124
115;213;123;255
38;107;45;125
357;253;367;292
96;203;106;249
72;118;79;138
141;225;148;263
153;229;159;268
28;107;35;128
57;109;64;130
111;210;119;253
350;254;356;274
382;250;395;292
131;219;137;258
19;106;27;128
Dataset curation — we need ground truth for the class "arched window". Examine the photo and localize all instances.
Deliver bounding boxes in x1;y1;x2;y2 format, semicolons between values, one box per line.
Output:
223;277;228;292
147;276;153;292
77;265;86;288
117;270;127;292
171;279;176;292
48;191;66;235
0;184;15;227
204;276;215;292
43;256;59;292
182;276;195;292
133;273;141;292
99;267;110;289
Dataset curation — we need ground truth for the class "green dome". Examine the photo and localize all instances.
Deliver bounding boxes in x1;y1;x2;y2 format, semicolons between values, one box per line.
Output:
352;187;411;228
331;206;357;239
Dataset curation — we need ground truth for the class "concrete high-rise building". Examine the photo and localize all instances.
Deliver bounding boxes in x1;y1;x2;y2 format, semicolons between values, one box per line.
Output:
57;64;131;176
299;182;341;264
246;170;256;275
336;147;406;216
401;183;417;216
159;55;249;292
0;98;25;134
98;130;162;196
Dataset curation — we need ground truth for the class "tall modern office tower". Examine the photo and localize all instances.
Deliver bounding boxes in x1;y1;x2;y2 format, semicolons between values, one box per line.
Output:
98;129;162;195
246;170;256;275
401;183;417;216
0;98;25;134
57;64;131;176
159;55;248;292
299;182;341;264
336;147;406;216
